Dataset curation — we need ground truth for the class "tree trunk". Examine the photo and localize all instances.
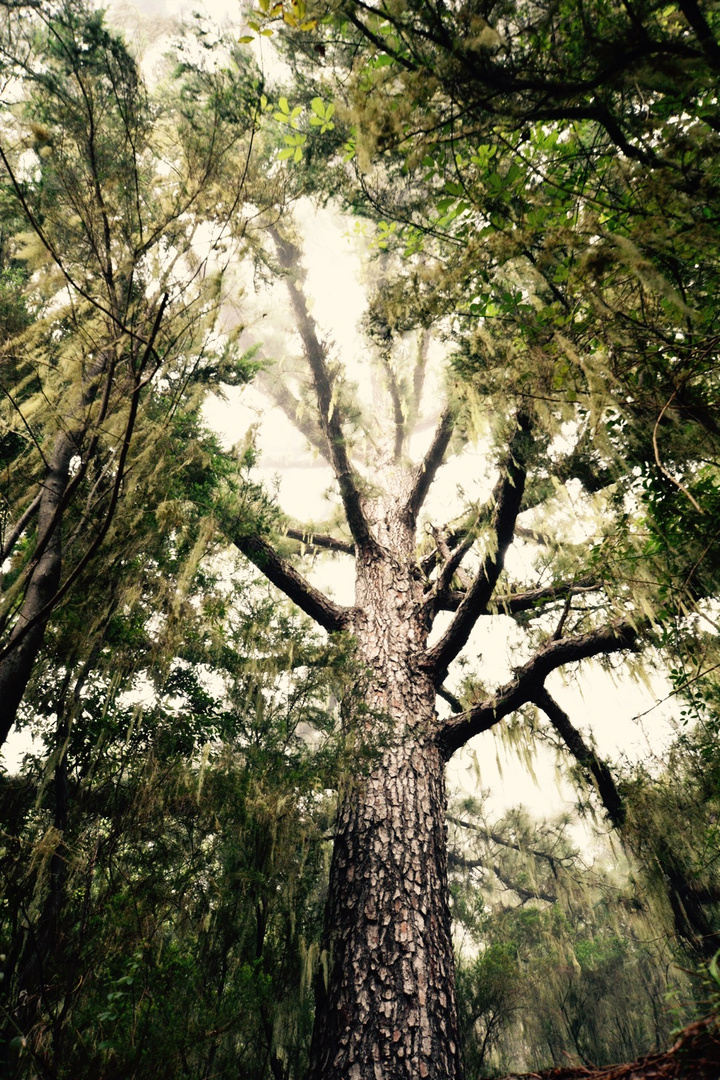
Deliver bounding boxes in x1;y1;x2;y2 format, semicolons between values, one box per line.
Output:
309;519;464;1080
0;429;75;741
310;738;462;1080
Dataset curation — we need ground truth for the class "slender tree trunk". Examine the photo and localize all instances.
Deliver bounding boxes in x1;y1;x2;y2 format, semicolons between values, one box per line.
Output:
0;429;75;741
309;516;464;1080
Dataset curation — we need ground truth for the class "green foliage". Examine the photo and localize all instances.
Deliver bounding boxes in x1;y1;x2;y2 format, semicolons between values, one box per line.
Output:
0;558;356;1078
271;0;720;642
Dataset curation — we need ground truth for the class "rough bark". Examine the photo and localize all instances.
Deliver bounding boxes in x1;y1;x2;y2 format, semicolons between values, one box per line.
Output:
309;499;463;1080
311;737;461;1080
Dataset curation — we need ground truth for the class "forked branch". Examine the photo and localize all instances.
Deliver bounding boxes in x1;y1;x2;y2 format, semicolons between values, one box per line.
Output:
424;413;532;682
435;620;638;758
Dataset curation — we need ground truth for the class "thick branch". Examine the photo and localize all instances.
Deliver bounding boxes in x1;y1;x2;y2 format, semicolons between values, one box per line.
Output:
435;620;638;759
270;228;376;553
405;404;456;524
232;531;353;633
532;686;626;827
424;414;532;682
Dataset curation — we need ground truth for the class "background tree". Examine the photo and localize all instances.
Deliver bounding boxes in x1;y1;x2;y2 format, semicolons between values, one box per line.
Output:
214;213;654;1079
0;551;353;1079
0;0;267;738
448;795;692;1075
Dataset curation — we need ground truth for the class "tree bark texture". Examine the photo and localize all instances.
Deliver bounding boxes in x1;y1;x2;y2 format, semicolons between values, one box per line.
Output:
309;499;464;1080
310;739;461;1080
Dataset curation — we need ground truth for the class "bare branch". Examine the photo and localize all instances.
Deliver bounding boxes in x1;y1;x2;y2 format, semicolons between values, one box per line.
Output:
425;520;482;618
284;526;355;556
405;404;456;524
270;227;376;553
433;579;600;618
421;507;552;583
435;620;638;759
499;579;600;617
532;686;626;827
420;509;488;579
232;532;353;633
424;414;532;682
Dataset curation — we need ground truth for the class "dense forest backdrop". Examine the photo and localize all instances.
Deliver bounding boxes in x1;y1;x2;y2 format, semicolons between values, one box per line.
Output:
1;0;720;1076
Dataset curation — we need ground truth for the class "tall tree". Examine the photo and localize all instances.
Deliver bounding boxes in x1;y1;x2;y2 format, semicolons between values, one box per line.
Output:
0;0;266;740
3;3;718;1076
223;222;640;1080
447;797;690;1075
